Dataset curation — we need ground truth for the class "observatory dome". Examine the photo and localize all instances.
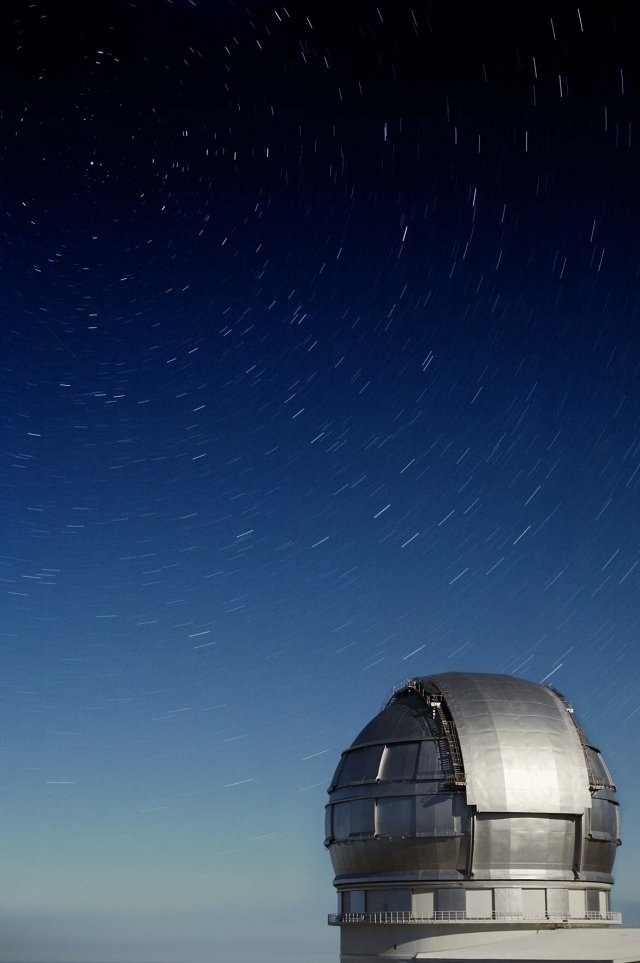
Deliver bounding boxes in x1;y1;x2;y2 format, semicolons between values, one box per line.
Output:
326;672;620;927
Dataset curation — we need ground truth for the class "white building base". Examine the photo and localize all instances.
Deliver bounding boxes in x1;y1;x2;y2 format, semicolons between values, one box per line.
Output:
338;923;640;962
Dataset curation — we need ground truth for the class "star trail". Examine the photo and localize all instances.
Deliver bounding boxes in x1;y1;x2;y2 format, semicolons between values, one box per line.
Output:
0;2;639;960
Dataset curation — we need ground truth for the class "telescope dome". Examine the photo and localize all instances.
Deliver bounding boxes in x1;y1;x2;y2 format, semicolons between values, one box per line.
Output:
326;672;619;924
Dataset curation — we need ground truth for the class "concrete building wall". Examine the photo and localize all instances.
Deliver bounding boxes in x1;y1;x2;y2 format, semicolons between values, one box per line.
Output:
522;888;545;917
365;888;411;913
466;889;493;918
494;888;523;916
338;924;640;961
568;888;585;918
547;888;569;917
412;890;434;917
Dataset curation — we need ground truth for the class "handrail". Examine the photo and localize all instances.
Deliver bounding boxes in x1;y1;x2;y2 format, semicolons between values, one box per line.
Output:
385;678;466;787
328;910;622;926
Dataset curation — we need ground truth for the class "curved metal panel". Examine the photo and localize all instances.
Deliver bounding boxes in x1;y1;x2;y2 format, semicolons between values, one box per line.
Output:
376;796;415;836
333;799;375;840
379;742;419;781
416;793;466;837
590;796;619;841
586;746;616;789
329;835;470;879
426;672;591;814
417;739;444;779
335;745;384;787
350;702;431;746
473;814;577;879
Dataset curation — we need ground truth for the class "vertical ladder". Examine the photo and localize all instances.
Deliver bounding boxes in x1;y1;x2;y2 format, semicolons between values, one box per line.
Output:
387;679;466;788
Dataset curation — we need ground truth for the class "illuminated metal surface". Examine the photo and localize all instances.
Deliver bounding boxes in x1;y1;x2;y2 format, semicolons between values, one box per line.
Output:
325;671;620;895
427;673;591;814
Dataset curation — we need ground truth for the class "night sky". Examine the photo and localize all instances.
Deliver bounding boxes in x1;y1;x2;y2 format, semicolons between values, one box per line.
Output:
1;2;640;961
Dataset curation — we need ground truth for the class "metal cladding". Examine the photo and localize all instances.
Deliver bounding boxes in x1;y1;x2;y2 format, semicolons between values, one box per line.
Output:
325;672;620;893
436;674;591;814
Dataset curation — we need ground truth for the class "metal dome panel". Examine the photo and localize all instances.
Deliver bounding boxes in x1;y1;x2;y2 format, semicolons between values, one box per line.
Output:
427;673;592;815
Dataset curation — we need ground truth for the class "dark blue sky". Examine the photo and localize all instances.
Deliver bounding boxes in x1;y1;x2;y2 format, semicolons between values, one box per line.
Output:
1;2;639;959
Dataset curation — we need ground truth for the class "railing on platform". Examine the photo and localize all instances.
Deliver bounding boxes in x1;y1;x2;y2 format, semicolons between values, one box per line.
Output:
328;910;622;926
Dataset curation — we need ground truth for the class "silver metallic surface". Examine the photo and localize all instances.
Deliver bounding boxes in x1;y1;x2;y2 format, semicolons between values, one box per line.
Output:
325;672;620;894
428;673;591;814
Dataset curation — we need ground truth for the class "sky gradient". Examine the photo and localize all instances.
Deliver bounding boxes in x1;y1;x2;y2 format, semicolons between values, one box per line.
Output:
1;1;640;960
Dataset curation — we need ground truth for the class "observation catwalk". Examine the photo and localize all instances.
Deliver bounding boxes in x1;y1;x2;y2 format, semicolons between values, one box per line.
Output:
325;671;639;962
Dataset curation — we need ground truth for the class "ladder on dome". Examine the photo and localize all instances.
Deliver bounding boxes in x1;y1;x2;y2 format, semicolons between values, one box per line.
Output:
547;686;615;792
438;717;466;788
390;678;466;788
572;721;614;792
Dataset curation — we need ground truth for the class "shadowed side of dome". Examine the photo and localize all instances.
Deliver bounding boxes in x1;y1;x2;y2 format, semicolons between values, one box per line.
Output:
326;691;471;881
